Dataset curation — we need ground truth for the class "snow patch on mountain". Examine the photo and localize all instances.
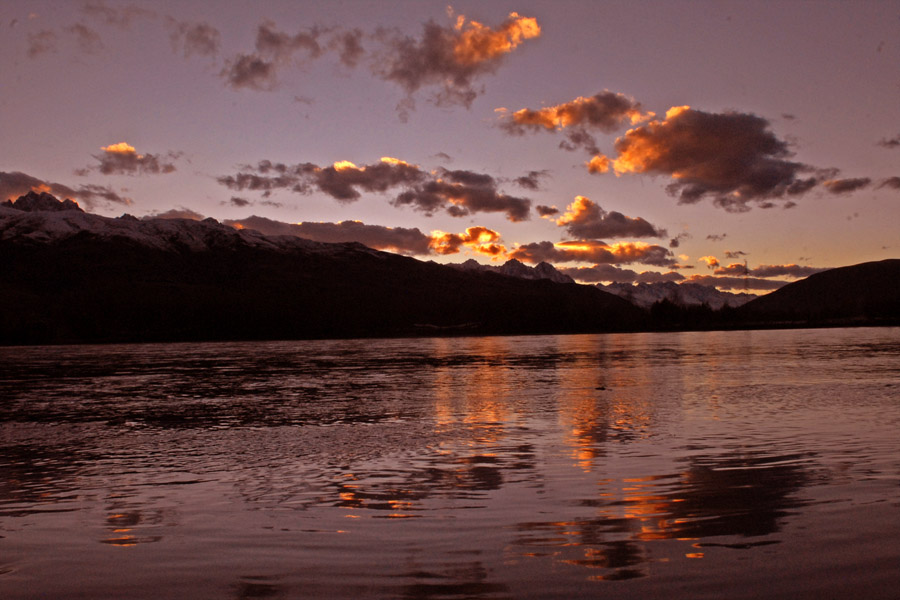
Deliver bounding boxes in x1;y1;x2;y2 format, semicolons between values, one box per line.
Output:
0;192;366;256
598;281;757;310
449;258;575;284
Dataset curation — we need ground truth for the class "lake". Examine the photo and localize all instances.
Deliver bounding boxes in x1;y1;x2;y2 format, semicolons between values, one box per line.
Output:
1;327;898;599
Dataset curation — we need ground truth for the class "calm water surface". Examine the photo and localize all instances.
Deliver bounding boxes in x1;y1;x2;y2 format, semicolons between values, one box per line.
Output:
1;328;898;599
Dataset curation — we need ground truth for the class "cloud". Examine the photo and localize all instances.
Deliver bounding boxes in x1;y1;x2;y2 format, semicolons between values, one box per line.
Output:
554;195;666;239
225;215;506;258
536;205;560;218
148;207;204;220
713;262;749;276
706;233;726;242
508;239;676;266
220;54;279;91
823;177;871;194
221;21;325;90
167;18;221;58
79;142;180;176
219;159;531;221
877;176;900;190
746;263;828;278
1;170;132;208
684;274;787;291
394;168;531;221
26;30;58;57
255;20;324;60
669;232;691;248
499;91;652;153
514;169;550;190
724;249;747;259
373;11;539;108
878;134;900;149
329;28;365;67
428;226;506;258
226;215;433;255
698;255;720;269
593;106;825;210
65;23;103;54
586;155;611;174
559;263;685;284
226;196;252;207
82;2;156;28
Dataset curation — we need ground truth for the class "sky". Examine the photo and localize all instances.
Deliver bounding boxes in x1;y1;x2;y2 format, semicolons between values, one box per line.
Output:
2;0;899;292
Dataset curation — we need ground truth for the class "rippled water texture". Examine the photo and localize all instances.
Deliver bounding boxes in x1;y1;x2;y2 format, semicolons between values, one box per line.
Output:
1;328;899;599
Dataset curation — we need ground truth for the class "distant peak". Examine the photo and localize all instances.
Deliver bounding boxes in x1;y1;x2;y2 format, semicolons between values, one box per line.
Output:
3;191;83;213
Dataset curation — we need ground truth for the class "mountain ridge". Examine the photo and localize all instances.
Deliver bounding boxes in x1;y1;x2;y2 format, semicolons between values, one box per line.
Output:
0;193;646;344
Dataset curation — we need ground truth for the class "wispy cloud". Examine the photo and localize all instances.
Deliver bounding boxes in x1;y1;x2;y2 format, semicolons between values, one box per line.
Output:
877;134;900;149
166;18;221;58
373;11;540;110
221;21;326;90
218;158;532;222
823;177;871;194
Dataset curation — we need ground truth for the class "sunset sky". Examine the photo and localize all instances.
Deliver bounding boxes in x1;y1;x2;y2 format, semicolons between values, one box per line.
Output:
2;0;898;291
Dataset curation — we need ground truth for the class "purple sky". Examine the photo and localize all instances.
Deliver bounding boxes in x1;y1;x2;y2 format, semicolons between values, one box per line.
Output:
2;0;898;291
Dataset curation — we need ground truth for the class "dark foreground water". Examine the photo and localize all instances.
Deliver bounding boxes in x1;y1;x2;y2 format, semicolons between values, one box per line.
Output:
1;328;898;599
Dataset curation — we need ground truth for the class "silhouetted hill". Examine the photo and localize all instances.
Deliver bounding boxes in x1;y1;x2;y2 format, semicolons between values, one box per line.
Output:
0;194;645;344
737;259;900;325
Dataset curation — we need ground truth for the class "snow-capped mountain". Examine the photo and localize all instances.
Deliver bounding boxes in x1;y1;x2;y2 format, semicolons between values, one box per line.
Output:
0;191;366;256
450;258;575;284
1;192;644;344
598;281;757;310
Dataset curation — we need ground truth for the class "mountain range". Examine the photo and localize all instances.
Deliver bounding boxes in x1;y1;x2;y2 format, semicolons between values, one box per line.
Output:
0;192;644;344
598;281;757;310
2;192;897;344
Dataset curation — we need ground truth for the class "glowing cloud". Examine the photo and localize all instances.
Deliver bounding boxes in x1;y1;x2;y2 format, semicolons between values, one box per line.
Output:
586;155;611;173
224;215;508;258
79;143;180;176
452;11;539;65
429;226;506;258
555;195;665;239
698;256;720;269
593;106;824;211
500;91;652;154
375;11;540;109
508;239;675;266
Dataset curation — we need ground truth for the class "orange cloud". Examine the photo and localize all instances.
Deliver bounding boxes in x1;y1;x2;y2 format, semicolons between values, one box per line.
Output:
375;11;540;110
592;106;823;210
698;255;720;269
79;143;180;176
505;92;651;132
102;142;138;154
429;226;506;258
554;196;665;239
452;12;539;65
586;155;610;173
508;239;675;267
